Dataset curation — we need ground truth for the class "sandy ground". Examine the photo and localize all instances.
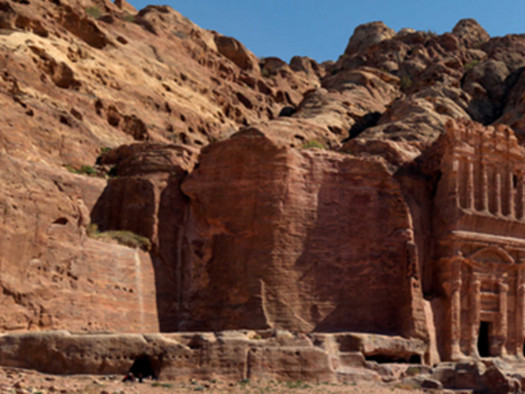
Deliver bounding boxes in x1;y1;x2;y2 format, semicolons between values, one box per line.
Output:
0;366;427;393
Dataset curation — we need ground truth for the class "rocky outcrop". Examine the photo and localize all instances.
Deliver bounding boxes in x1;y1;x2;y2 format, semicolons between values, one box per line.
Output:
5;1;525;391
214;34;257;71
2;330;524;392
452;18;490;48
179;129;427;336
0;330;425;383
0;156;158;332
0;0;321;334
92;143;198;331
344;21;396;55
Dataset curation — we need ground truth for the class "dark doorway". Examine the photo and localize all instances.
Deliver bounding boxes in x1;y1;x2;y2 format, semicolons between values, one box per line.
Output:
128;355;159;382
478;321;491;357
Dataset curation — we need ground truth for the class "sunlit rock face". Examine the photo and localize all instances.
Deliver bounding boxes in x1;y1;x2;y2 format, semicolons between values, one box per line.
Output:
5;0;525;387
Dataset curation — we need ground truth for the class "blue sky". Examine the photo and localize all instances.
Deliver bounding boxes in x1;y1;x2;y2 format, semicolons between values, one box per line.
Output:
128;1;525;63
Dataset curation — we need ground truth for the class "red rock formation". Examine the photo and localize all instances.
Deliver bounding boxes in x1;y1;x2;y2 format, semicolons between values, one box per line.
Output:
0;156;158;332
427;119;525;361
0;330;425;383
0;0;319;333
5;0;525;388
180;129;427;338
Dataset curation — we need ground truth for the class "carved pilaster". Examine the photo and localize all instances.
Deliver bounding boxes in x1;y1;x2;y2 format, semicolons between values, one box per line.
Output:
518;281;525;356
495;172;502;216
496;281;509;356
453;157;460;208
470;278;481;356
444;278;463;360
466;159;475;210
507;169;514;217
481;161;489;212
519;175;525;220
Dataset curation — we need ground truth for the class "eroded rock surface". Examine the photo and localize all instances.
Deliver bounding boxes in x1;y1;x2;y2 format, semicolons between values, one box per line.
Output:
3;1;525;391
179;130;426;337
1;330;524;392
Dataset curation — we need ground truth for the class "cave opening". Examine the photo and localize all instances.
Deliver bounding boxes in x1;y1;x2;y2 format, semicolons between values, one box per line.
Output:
127;354;160;382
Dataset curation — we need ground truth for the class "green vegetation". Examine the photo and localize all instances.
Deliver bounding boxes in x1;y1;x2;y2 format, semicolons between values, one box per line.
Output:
400;75;412;91
286;381;311;390
406;366;422;376
87;224;151;251
426;29;437;37
464;60;479;72
473;40;485;49
302;140;326;150
68;153;118;178
261;67;271;78
66;165;97;176
395;381;422;390
85;6;102;19
123;13;135;22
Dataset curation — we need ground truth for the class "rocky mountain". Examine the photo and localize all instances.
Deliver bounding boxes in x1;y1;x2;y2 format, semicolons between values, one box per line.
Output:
3;0;525;390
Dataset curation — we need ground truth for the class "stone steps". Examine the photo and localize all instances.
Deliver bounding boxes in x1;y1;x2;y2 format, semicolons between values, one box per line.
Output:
335;366;381;384
337;351;365;368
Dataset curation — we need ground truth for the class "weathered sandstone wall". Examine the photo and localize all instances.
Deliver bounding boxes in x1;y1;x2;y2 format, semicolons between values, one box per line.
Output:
0;330;425;383
91;143;198;331
0;155;159;332
5;0;525;380
179;129;427;337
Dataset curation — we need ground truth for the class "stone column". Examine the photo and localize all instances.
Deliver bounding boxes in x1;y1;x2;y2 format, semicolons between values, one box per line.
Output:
466;159;475;210
481;161;489;212
470;278;481;356
496;281;509;356
495;172;502;216
444;278;463;360
507;170;514;217
453;157;460;208
518;175;525;220
518;281;525;356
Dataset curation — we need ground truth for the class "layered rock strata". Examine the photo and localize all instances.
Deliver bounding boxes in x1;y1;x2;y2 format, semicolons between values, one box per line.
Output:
3;0;525;390
0;330;523;392
0;330;425;382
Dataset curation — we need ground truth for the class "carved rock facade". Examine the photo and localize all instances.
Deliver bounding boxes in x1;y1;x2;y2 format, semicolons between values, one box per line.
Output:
31;119;525;367
430;120;525;361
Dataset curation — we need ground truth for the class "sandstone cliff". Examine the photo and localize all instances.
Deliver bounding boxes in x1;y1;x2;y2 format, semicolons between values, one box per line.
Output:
3;0;525;380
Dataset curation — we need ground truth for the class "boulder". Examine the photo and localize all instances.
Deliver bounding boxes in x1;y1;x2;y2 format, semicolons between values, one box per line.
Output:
214;34;257;71
462;59;509;124
452;18;490;48
344;21;396;55
0;1;17;29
